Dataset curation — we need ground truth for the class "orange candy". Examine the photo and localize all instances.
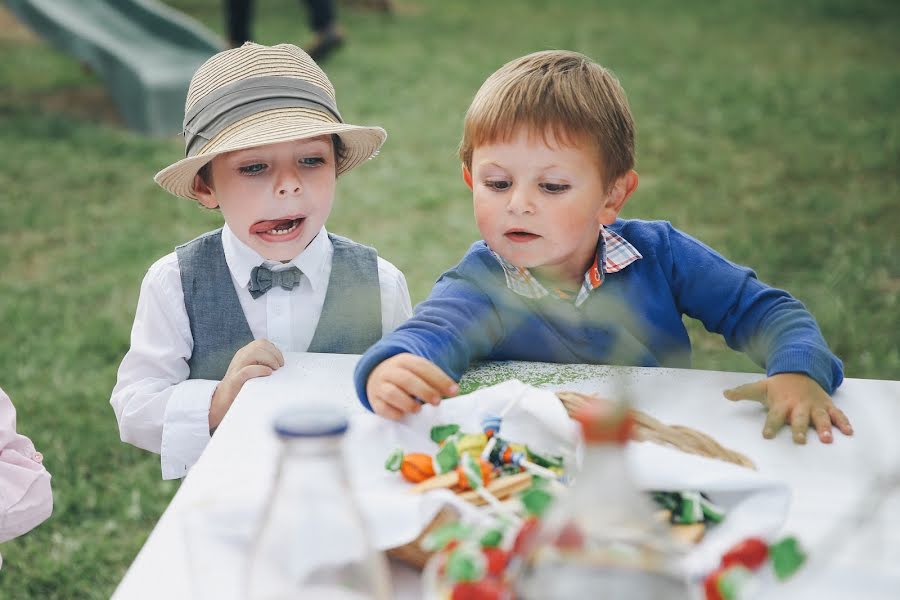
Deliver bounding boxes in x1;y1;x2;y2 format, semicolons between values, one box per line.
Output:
400;453;436;483
454;458;494;491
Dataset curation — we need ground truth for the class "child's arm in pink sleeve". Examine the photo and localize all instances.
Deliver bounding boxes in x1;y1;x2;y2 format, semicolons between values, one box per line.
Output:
0;387;53;542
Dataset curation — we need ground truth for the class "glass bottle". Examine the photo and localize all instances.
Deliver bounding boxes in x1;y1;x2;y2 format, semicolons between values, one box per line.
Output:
245;409;392;600
513;399;692;599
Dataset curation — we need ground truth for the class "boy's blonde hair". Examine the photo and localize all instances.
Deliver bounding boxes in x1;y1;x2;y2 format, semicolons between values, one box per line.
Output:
459;50;635;189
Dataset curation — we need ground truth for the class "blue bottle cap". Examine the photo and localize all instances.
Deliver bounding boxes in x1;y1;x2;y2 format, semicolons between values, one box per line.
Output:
272;409;349;438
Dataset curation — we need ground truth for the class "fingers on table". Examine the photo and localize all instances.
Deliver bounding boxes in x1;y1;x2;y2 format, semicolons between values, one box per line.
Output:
811;406;833;443
790;405;810;444
236;364;274;385
259;339;286;367
828;405;854;436
763;404;789;439
724;380;768;405
250;341;284;370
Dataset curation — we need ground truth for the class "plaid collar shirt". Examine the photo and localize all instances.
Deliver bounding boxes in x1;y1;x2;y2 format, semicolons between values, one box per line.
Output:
489;226;643;308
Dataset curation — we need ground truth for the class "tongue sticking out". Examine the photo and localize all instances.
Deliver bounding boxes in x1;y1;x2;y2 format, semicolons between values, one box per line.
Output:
251;218;301;234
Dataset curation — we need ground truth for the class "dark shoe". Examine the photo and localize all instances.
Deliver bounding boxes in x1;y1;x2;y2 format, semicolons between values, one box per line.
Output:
306;31;344;63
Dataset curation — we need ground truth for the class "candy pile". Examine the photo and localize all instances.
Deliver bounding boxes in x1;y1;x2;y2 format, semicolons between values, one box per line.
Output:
385;418;566;507
421;480;554;600
703;536;807;600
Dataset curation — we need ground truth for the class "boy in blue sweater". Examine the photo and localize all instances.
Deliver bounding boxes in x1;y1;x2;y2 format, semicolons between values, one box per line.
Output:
354;50;852;445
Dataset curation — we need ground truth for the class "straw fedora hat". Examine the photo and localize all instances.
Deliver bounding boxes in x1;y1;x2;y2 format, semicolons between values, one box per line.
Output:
154;42;386;200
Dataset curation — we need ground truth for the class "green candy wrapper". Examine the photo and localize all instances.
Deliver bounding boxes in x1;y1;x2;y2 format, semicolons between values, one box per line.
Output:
384;448;403;472
445;544;486;583
520;486;554;518
479;528;504;548
433;441;460;474
459;453;484;490
770;536;806;580
422;521;473;552
431;424;461;444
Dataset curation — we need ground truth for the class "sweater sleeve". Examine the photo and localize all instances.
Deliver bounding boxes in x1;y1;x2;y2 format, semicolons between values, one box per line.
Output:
354;271;504;411
664;224;844;393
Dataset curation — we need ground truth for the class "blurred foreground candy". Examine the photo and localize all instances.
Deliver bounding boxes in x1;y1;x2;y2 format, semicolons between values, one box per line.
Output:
769;536;806;580
721;537;768;570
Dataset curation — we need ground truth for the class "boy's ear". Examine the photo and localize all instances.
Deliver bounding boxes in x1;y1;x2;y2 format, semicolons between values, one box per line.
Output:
461;164;473;190
598;170;638;225
192;173;219;209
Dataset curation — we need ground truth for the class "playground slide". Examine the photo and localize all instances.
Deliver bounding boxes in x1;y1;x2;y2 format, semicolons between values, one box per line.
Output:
4;0;225;135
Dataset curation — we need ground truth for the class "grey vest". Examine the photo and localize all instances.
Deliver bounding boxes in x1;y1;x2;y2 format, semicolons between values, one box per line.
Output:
176;229;382;380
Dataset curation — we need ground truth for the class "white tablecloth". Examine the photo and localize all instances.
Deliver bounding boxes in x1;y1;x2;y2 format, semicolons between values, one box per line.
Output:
112;353;900;599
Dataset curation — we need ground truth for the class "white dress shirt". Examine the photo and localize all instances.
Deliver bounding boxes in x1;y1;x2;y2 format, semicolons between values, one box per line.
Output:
110;225;412;479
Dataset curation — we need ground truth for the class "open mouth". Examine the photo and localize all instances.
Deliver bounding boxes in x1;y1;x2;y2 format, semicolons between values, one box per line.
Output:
504;230;540;243
251;217;305;238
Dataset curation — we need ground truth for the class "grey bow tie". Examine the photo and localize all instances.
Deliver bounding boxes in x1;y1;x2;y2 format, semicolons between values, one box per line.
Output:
248;265;302;299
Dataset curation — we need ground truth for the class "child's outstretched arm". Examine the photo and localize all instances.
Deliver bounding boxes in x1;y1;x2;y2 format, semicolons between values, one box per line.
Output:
354;269;504;417
658;224;847;443
724;373;853;444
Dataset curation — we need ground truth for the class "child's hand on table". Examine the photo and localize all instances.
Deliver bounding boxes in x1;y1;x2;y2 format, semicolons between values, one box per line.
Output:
724;373;853;444
366;353;459;420
209;339;285;430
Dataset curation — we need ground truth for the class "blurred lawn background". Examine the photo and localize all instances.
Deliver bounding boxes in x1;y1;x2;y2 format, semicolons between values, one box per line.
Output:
0;0;898;597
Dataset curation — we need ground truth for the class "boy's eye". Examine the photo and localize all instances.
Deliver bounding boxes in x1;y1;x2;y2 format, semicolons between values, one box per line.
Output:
540;182;570;193
301;157;326;167
484;180;512;191
238;163;267;175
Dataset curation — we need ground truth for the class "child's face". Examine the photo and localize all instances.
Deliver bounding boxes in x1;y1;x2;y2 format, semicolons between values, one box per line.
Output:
469;127;634;286
193;137;337;261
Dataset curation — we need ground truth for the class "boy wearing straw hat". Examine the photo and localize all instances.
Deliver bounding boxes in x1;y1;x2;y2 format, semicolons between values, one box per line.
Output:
354;50;853;446
111;43;411;479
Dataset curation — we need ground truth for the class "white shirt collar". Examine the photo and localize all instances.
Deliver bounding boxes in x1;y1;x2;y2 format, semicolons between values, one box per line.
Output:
222;224;332;292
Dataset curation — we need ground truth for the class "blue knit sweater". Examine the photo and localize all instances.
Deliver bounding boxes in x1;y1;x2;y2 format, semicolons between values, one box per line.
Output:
355;219;843;410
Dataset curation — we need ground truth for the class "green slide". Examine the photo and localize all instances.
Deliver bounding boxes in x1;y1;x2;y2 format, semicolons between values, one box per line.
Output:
4;0;225;135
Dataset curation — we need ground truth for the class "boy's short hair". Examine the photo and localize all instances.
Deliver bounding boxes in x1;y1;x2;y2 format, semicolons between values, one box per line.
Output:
459;50;635;189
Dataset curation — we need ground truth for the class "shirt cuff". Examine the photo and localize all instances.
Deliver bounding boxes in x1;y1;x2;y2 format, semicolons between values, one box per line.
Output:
767;347;844;395
160;380;217;480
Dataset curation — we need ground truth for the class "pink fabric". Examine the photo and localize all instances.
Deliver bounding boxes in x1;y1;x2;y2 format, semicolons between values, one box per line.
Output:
0;387;52;543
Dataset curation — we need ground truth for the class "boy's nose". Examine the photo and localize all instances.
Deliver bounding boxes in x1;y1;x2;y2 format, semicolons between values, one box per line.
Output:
276;172;302;197
506;189;535;215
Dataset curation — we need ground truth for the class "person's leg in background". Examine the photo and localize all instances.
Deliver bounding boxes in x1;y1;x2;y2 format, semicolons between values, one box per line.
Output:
303;0;344;62
225;0;254;48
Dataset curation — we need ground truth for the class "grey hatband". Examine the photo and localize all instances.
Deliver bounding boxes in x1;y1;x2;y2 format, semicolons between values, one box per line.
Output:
182;76;343;157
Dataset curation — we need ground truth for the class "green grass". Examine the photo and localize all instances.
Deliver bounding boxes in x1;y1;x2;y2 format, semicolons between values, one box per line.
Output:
0;0;898;597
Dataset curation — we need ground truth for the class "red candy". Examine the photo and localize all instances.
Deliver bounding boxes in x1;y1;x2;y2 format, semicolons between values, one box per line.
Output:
721;537;768;570
482;547;509;577
555;522;585;550
703;566;726;600
511;516;540;556
450;579;507;600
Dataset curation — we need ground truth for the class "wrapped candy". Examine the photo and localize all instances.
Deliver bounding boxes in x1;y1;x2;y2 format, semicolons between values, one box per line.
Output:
703;535;807;599
385;449;437;483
